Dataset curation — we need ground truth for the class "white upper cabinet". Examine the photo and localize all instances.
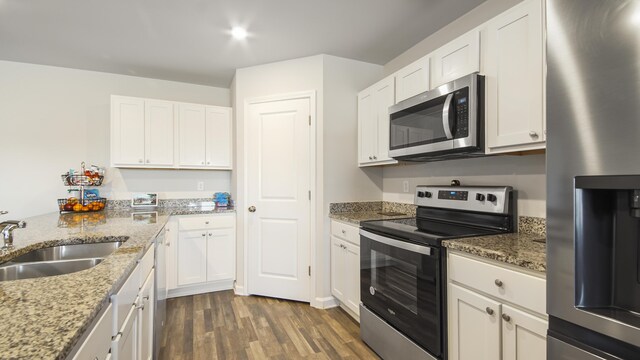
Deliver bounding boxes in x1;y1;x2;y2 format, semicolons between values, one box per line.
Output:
432;29;481;88
395;55;430;103
178;104;207;167
111;96;233;169
178;104;233;169
205;106;233;169
144;100;175;166
484;0;545;153
111;96;146;166
358;76;398;167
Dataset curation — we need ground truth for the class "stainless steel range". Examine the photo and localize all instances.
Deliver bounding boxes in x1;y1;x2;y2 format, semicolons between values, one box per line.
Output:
359;184;514;360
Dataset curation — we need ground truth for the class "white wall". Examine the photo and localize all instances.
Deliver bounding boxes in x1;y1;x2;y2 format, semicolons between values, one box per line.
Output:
383;155;546;217
233;55;324;297
0;60;231;219
233;54;383;303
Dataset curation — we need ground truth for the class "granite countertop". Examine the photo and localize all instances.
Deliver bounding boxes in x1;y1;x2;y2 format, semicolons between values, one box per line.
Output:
443;232;547;273
329;211;413;225
0;206;235;360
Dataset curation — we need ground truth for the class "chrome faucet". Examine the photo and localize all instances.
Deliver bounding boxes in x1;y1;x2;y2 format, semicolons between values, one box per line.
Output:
0;220;26;251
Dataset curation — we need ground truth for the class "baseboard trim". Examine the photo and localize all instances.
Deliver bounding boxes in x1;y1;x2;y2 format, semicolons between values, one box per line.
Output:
167;279;234;298
313;296;339;309
234;283;248;296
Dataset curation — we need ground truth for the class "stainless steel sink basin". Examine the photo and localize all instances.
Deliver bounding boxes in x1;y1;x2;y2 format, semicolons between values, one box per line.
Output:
9;241;123;263
0;258;104;281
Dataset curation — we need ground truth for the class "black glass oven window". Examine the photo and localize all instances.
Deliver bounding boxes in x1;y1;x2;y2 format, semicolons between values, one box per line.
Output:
390;95;448;150
371;249;419;314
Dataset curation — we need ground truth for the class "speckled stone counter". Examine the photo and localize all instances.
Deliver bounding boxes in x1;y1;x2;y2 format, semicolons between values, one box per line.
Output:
0;206;234;360
443;217;547;273
328;201;416;225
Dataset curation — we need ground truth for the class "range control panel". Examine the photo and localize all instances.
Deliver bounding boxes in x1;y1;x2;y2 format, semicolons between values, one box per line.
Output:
415;185;512;214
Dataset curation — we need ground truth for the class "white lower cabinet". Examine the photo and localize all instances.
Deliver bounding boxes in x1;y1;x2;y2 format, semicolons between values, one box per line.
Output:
138;270;155;360
167;214;236;297
447;251;547;360
72;304;113;360
330;220;360;319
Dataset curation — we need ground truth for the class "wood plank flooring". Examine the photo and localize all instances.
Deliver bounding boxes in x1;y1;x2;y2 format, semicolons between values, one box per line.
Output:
159;290;380;360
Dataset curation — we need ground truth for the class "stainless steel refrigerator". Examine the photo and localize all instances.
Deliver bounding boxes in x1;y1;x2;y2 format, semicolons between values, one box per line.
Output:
547;0;640;358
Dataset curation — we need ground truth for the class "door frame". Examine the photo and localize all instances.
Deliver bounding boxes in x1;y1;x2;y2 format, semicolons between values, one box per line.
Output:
242;90;317;305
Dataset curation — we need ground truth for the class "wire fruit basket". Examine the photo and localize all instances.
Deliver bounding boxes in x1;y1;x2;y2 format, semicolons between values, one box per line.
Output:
58;198;107;213
61;174;104;186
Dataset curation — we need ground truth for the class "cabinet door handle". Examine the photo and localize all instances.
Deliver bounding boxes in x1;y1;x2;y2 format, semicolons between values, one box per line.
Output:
202;233;206;237
146;159;150;163
207;161;211;165
373;155;377;160
209;233;212;236
502;314;511;322
368;156;373;160
341;230;346;234
205;221;210;225
485;307;494;315
248;206;256;212
201;161;205;165
529;131;539;138
494;279;503;287
139;159;143;163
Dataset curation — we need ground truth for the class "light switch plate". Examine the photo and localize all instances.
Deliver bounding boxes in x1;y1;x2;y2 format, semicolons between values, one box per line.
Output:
197;181;204;191
402;181;409;193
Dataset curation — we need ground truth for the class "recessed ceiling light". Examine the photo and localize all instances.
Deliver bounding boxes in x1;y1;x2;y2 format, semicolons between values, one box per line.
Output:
231;27;248;40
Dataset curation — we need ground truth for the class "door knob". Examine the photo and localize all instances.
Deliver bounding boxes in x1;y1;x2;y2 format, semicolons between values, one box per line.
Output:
248;206;256;212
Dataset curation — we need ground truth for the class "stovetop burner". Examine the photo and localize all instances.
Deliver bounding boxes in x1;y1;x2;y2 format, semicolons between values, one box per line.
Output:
361;184;515;247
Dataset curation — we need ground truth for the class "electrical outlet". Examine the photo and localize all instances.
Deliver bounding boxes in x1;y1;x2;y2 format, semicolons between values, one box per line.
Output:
402;181;409;193
197;181;204;191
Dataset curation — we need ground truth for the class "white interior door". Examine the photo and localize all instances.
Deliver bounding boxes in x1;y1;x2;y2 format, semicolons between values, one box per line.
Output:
247;96;311;302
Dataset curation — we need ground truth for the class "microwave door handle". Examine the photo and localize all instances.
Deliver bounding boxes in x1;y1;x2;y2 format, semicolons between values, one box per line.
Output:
442;93;454;139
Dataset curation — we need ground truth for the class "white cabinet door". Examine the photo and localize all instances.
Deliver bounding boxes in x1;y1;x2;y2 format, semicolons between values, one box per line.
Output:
395;56;430;103
138;270;155;360
112;304;138;360
331;236;347;302
373;77;397;163
206;228;235;281
502;305;547;360
177;230;207;286
178;104;206;167
111;96;145;166
432;30;480;88
485;0;544;152
448;284;501;360
144;100;174;167
357;88;377;165
205;106;232;169
345;241;360;316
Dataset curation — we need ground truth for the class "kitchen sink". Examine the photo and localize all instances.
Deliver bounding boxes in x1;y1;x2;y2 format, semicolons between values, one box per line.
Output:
9;241;123;263
0;258;104;282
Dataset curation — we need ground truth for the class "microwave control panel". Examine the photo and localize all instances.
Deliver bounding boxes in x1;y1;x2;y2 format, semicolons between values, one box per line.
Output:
453;87;470;139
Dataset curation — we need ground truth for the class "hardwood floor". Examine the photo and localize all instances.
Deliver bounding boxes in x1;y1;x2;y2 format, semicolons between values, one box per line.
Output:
159;290;380;360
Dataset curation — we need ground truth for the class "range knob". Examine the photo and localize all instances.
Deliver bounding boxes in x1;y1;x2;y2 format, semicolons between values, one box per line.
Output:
425;191;432;198
487;194;497;202
476;193;486;201
417;191;425;198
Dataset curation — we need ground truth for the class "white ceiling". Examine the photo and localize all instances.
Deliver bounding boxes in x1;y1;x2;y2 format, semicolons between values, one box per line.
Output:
0;0;486;88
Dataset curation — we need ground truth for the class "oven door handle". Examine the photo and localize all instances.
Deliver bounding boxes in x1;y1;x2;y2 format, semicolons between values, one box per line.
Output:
360;230;433;256
442;93;454;139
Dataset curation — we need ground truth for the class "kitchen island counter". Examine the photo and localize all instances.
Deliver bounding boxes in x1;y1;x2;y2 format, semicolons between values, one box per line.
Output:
0;206;234;360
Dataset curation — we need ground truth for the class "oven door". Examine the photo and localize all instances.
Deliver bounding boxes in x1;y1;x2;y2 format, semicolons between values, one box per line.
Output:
360;229;442;357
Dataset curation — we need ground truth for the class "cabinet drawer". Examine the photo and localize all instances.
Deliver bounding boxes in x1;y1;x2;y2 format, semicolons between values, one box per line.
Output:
178;215;235;231
72;303;113;360
448;253;546;314
331;220;359;245
139;245;154;288
111;265;140;336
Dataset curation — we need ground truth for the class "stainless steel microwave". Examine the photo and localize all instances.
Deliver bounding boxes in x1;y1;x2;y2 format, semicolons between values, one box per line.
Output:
388;73;484;162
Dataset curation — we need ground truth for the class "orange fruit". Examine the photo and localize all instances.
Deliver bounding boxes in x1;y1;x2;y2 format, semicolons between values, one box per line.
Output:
73;204;82;212
81;206;90;212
